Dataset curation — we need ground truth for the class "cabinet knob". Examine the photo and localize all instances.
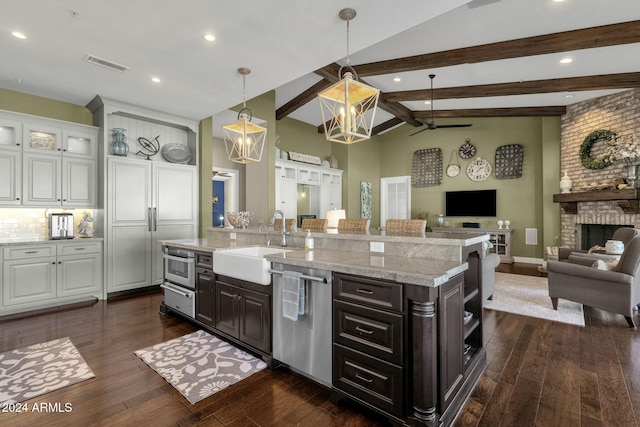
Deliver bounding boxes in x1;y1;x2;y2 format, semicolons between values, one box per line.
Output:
63;199;67;202
52;262;56;265
16;197;20;200
57;199;61;201
16;143;20;146
57;148;61;151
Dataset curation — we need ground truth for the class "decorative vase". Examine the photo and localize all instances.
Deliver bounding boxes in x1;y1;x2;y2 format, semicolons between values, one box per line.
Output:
112;128;129;156
626;164;638;188
559;170;572;193
497;220;504;230
437;214;444;227
329;154;338;169
504;220;510;229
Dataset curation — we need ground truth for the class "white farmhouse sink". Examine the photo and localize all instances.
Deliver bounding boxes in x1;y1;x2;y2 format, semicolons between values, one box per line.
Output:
213;246;292;285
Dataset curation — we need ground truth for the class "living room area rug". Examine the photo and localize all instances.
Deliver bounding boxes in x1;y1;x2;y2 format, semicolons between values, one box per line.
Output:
484;272;586;327
0;337;95;404
134;330;267;405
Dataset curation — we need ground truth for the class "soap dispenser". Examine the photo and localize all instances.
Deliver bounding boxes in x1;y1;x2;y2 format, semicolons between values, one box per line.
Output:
304;229;314;251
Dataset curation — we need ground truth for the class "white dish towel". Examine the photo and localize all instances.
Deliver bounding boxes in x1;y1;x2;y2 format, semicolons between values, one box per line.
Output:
282;270;304;321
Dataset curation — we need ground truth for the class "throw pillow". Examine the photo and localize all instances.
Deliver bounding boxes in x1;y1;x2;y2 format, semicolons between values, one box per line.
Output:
591;259;619;271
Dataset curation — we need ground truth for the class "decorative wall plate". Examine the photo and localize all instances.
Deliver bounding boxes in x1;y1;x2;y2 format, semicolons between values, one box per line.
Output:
446;149;461;177
458;139;476;159
412;148;442;187
495;144;524;179
466;157;492;181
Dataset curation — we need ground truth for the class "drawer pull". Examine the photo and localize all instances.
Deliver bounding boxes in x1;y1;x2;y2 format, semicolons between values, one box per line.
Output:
74;247;86;251
25;251;38;254
355;326;374;335
355;373;374;383
356;288;374;295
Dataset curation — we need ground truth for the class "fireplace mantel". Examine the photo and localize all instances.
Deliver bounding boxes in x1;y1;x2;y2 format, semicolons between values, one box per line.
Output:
553;189;640;214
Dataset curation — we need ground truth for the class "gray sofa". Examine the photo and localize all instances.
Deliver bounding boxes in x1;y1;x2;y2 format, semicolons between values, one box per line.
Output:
547;235;640;328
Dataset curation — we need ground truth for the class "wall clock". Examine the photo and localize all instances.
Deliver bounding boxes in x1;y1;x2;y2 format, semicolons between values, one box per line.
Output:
412;148;442;187
458;139;476;159
466;157;492;181
495;144;524;179
446;150;461;177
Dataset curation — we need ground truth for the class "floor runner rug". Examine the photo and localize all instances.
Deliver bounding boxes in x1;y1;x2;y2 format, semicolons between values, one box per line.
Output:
484;272;585;327
135;330;267;404
0;337;95;404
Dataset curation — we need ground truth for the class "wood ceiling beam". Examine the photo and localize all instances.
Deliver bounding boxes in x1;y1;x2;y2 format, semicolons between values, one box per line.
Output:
353;20;640;76
413;106;567;119
383;73;640;102
275;79;333;120
372;117;404;135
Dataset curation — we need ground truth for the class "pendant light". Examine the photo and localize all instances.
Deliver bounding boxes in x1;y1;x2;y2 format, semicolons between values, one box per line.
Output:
223;67;266;164
318;8;379;145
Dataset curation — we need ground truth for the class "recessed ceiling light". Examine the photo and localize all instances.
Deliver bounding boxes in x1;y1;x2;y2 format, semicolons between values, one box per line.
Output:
11;31;26;39
204;34;215;42
564;94;574;98
560;57;573;64
151;77;161;83
424;101;431;105
393;77;401;82
553;0;564;2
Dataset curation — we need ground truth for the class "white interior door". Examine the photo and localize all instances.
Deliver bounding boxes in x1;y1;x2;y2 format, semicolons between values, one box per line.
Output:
380;176;411;227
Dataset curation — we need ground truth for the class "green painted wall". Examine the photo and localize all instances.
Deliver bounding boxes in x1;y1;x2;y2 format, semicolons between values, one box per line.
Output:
375;116;556;258
0;88;92;125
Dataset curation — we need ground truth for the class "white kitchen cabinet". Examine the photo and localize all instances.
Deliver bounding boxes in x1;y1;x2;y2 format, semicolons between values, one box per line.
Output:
319;170;343;215
275;160;298;219
0;119;22;150
107;157;197;294
0;109;99;207
3;256;57;307
0;150;22;205
1;241;102;314
22;152;96;207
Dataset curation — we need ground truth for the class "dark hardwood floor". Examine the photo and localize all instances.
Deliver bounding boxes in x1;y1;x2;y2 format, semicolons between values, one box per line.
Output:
1;263;638;427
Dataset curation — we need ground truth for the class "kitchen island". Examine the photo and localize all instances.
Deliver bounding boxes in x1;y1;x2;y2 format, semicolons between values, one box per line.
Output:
161;227;490;427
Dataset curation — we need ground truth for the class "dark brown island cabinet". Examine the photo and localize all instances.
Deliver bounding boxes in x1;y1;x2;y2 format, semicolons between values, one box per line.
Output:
331;249;485;427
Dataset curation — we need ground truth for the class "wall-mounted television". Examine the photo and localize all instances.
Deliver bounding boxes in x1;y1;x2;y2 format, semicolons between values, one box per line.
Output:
445;190;497;217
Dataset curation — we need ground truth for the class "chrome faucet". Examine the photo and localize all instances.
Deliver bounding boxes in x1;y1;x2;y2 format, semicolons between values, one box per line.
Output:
270;210;288;247
258;223;271;246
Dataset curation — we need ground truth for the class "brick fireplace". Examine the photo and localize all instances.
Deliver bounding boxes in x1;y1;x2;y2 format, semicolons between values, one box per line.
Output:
559;88;640;250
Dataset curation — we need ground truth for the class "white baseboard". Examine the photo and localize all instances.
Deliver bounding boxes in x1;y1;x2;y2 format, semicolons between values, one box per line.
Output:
513;256;544;265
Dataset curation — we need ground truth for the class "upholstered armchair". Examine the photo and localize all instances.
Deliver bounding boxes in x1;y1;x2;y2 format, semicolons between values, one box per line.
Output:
547;235;640;328
558;227;640;262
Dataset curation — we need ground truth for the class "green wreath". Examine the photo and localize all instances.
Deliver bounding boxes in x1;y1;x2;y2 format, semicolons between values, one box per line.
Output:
579;129;615;170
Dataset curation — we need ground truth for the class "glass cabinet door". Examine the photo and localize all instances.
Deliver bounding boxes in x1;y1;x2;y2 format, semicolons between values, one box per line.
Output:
62;129;95;158
0;119;22;150
23;123;61;153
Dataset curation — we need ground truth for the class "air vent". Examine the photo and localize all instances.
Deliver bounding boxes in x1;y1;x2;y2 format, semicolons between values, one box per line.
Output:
84;54;129;73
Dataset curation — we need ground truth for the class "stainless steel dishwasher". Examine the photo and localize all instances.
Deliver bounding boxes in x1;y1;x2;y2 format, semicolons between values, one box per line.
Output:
271;262;332;387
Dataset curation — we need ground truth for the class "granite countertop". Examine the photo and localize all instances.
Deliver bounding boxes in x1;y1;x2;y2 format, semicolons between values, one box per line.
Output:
0;237;104;247
162;238;467;287
265;249;467;287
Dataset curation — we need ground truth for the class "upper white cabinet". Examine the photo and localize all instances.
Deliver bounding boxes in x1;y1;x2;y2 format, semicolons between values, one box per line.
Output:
0;109;99;208
0;119;22;150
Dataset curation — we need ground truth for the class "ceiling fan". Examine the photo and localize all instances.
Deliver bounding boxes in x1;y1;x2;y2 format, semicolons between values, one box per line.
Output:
410;74;472;136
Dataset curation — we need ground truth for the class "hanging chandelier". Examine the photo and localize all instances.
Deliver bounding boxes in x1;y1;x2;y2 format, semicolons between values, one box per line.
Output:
318;8;379;145
223;67;267;164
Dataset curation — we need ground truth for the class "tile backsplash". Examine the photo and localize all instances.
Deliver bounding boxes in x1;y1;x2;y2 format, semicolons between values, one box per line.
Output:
0;209;95;240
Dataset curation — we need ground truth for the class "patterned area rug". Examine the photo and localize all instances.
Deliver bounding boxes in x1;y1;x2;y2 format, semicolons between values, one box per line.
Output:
135;330;267;405
484;272;585;327
0;337;95;404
